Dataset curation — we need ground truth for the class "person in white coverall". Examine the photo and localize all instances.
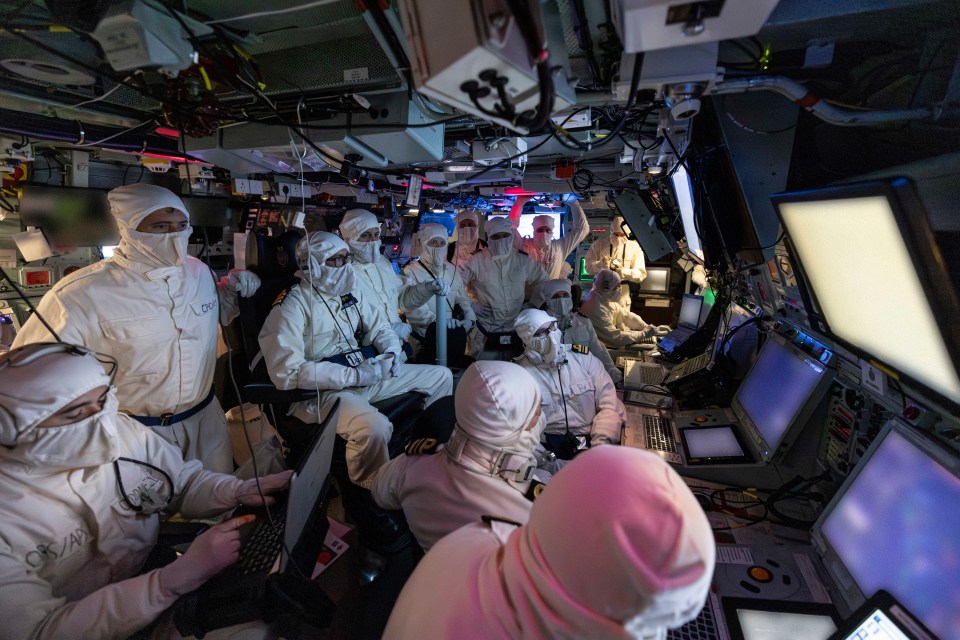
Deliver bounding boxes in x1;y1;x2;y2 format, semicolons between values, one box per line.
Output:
371;361;545;552
339;209;440;347
383;445;716;640
514;309;624;459
399;223;474;366
459;216;548;337
447;209;486;271
581;270;670;349
528;278;622;383
508;196;589;280
257;231;452;489
0;343;293;640
585;214;647;306
13;183;261;473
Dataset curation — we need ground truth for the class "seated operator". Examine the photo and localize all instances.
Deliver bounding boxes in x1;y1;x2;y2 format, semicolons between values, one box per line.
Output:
528;279;622;383
514;309;624;460
584;214;647;306
0;343;292;639
13;183;262;473
508;196;589;280
459;216;547;353
399;223;475;368
580;270;670;349
370;361;546;552
339;209;446;349
383;446;716;639
257;231;453;491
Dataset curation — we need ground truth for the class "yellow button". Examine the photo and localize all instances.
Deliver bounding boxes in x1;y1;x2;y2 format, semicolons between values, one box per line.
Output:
695;416;708;423
748;566;773;583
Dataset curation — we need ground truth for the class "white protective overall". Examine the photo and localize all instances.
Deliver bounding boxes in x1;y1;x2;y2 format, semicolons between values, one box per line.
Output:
13;183;255;473
258;232;452;488
585;215;647;305
383;446;716;640
514;309;624;445
528;279;622;383
510;201;589;280
0;345;283;640
371;361;545;551
399;223;474;337
459;216;548;334
581;270;660;348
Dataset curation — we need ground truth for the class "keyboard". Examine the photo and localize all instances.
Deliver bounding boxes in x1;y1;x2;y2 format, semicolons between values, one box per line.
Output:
234;503;286;576
666;351;712;383
664;325;695;343
643;415;678;454
667;595;720;640
627;363;666;386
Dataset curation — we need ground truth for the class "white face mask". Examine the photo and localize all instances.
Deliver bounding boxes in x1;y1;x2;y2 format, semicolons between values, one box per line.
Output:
526;328;564;366
547;297;573;319
459;226;478;246
534;230;552;248
123;227;192;268
349;239;381;264
15;393;120;472
422;243;446;271
489;236;513;258
311;262;356;296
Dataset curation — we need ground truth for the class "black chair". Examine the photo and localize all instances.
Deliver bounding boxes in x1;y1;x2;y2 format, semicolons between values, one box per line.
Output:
229;228;423;554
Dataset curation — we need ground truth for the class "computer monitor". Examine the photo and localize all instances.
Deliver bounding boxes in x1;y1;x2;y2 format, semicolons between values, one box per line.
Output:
772;178;960;412
637;266;672;294
515;212;561;239
679;294;704;328
19;185;117;247
731;333;832;462
672;164;704;261
419;211;455;236
811;420;960;640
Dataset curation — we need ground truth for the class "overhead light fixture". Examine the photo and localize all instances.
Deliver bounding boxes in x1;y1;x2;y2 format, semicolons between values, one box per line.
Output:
645;164;664;175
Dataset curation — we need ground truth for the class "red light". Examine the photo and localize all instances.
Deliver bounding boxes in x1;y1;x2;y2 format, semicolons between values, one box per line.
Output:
154;127;181;138
503;187;539;196
140;152;207;164
392;245;399;251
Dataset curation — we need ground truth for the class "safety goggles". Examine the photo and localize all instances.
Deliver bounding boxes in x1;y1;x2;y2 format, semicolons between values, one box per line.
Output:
324;253;354;268
532;321;559;338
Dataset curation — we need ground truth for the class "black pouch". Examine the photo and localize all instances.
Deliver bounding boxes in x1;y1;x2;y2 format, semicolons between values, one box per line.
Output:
544;432;590;461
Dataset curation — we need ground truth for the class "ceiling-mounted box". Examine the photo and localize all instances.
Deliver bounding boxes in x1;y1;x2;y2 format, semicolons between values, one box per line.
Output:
611;0;780;53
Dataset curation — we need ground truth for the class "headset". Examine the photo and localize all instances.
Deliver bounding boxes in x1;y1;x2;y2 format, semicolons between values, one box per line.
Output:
0;341;117;384
444;429;538;482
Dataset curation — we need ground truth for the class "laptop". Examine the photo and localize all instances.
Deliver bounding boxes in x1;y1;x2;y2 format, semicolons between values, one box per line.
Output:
623;332;833;468
658;294;705;354
173;400;340;632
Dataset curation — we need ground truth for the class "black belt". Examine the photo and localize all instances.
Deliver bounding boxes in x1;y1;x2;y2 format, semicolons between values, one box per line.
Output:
129;387;216;427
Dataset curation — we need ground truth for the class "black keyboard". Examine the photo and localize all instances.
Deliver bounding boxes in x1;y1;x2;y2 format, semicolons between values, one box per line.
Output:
235;503;286;576
667;595;719;640
643;415;678;454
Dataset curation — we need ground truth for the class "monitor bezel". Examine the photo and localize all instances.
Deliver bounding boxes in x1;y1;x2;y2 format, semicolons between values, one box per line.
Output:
679;424;754;465
771;178;960;415
811;419;960;621
730;332;833;463
826;589;938;640
637;265;673;294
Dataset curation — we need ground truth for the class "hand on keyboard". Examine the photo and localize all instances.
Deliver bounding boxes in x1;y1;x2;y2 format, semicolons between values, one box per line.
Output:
160;514;257;594
235;469;294;507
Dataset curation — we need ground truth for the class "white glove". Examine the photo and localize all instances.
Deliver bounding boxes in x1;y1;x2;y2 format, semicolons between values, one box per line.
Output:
159;514;255;595
427;278;450;296
224;269;261;298
656;325;672;335
353;358;383;387
472;301;491;316
446;317;459;330
691;264;708;289
235;470;294;506
387;348;407;377
391;321;413;341
641;325;659;339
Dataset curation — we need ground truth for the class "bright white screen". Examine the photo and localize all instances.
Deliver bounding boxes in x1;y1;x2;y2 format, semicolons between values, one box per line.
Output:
820;430;960;640
838;609;911;640
100;245;118;259
683;426;744;458
673;164;704;260
639;267;670;293
679;295;703;326
516;212;561;239
779;196;960;405
734;337;824;456
737;610;837;640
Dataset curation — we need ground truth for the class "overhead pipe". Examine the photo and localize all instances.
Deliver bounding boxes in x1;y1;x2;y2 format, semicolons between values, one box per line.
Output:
710;76;960;126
